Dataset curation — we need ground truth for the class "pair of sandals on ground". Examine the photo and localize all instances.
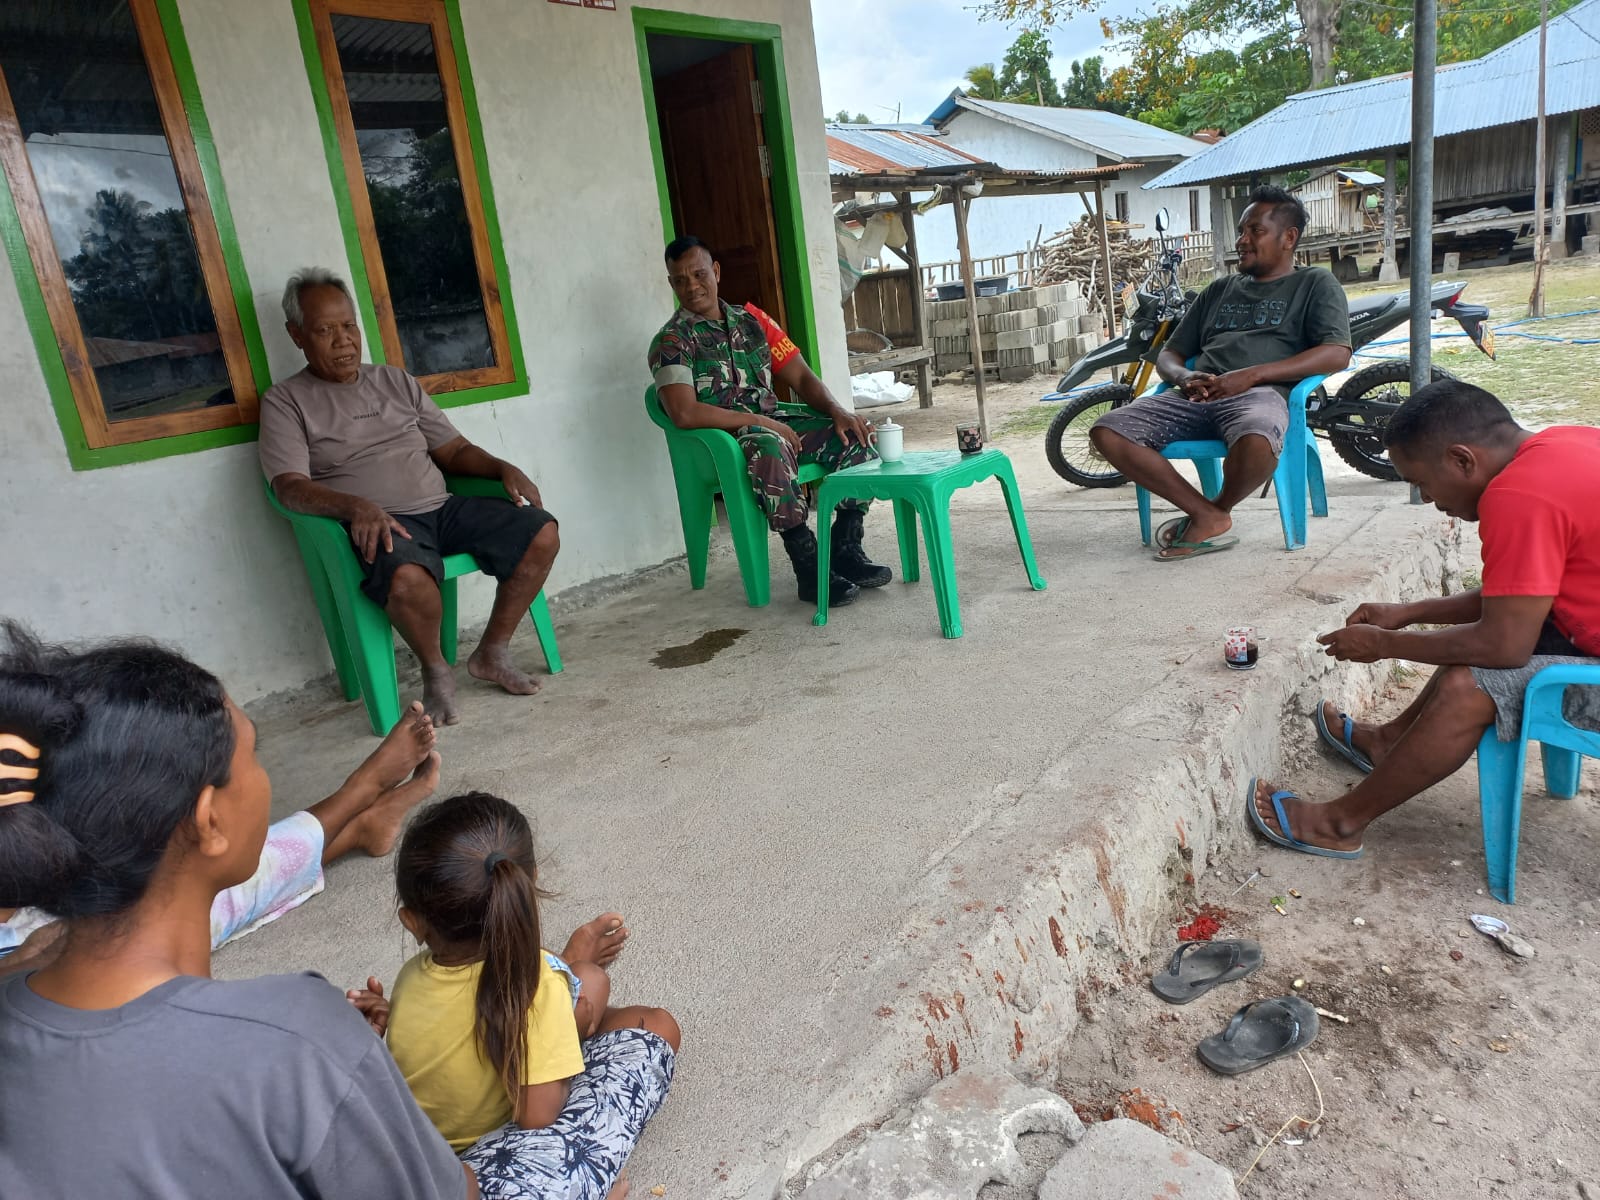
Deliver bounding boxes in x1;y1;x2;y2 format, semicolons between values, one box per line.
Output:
1150;938;1319;1075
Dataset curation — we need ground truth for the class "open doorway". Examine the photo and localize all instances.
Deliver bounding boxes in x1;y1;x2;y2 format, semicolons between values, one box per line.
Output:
645;34;786;328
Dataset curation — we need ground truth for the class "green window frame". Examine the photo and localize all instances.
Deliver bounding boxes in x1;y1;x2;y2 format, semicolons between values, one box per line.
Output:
0;0;270;471
293;0;526;409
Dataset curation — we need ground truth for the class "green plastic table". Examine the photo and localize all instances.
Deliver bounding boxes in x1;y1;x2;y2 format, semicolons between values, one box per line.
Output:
812;448;1046;638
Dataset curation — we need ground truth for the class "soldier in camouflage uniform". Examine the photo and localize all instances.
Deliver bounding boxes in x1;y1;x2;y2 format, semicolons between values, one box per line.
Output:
648;235;891;606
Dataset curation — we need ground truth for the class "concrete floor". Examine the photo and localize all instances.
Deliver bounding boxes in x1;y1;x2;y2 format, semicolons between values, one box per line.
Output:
220;387;1463;1200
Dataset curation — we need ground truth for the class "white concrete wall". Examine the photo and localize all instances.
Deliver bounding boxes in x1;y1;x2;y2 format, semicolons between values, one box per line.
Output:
914;110;1210;268
0;0;842;701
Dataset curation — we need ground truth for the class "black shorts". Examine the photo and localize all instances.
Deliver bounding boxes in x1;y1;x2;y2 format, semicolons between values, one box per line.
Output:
348;494;556;607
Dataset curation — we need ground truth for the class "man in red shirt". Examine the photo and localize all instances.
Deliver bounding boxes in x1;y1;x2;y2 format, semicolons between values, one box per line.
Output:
1247;380;1600;859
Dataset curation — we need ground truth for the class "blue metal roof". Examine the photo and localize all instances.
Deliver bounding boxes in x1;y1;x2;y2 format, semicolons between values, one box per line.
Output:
927;93;1208;162
1146;0;1600;188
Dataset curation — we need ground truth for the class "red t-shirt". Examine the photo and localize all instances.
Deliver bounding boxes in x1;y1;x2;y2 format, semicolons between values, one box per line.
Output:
745;303;800;372
1478;425;1600;655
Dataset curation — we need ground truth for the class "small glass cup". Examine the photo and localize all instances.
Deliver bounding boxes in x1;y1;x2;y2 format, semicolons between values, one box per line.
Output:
1224;626;1259;670
956;423;983;454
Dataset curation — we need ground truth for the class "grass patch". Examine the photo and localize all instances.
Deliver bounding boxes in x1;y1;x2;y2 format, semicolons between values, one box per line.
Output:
1346;258;1600;428
999;401;1064;439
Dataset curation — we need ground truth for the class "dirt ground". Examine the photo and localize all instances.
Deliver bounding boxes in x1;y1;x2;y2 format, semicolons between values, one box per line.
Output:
1049;671;1600;1200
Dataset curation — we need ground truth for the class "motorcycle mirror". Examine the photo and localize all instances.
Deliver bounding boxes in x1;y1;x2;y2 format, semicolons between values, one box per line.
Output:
1155;207;1170;232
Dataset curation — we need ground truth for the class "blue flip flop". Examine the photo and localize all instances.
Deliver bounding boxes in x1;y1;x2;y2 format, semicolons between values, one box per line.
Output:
1313;701;1375;774
1245;776;1364;860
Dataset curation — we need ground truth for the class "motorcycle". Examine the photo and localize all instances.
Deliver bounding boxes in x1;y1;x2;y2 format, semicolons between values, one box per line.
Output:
1043;208;1496;486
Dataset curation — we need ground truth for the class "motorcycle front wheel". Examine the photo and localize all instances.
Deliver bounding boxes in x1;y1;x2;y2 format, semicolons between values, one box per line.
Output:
1327;361;1455;482
1044;381;1134;488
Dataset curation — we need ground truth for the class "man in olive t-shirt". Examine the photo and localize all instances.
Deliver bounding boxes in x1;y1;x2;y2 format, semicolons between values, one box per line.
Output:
1091;186;1353;561
260;268;559;727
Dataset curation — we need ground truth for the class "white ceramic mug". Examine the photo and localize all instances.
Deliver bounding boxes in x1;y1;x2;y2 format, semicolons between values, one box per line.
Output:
876;418;904;462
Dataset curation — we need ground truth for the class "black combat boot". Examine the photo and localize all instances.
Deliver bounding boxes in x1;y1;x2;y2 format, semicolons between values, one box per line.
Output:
829;506;892;588
780;523;859;606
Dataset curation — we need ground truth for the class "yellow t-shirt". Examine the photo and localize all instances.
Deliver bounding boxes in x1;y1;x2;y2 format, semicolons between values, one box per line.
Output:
387;950;586;1151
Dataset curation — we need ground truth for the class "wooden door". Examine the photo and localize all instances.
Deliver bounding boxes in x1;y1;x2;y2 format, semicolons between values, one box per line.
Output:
653;44;786;328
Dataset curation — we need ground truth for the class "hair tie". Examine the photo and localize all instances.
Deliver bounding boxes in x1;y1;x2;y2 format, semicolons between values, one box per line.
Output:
0;734;42;807
483;851;509;878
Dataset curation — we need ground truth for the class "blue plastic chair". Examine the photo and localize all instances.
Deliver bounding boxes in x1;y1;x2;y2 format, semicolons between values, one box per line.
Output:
1135;373;1329;551
1475;663;1600;903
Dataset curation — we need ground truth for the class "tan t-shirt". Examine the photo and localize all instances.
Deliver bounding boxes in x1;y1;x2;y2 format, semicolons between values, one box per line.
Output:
259;364;461;516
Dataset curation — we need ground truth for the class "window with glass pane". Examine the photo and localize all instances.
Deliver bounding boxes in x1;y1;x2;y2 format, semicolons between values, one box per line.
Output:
312;0;512;392
0;0;257;447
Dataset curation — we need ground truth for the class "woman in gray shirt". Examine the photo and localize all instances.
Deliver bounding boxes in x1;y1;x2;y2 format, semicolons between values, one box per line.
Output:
0;623;475;1200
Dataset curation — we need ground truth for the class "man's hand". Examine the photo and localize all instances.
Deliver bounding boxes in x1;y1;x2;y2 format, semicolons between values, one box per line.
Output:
1200;367;1260;401
831;408;875;449
350;501;411;563
1317;623;1392;663
761;416;803;450
1175;370;1218;401
1346;601;1412;630
346;976;390;1037
499;463;542;509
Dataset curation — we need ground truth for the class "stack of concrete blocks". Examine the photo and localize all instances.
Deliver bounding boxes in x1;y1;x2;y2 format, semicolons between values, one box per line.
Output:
929;281;1103;383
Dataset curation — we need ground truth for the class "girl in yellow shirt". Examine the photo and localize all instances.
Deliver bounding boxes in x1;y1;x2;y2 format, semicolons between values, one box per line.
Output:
370;791;680;1200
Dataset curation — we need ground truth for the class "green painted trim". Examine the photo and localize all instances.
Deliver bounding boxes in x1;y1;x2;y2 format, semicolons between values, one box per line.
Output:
152;0;271;394
444;1;526;388
631;9;822;374
291;0;386;361
291;0;527;397
433;378;526;410
0;0;267;470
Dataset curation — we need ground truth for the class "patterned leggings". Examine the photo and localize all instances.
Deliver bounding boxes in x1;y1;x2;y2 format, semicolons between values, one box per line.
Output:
737;413;877;532
461;1028;677;1199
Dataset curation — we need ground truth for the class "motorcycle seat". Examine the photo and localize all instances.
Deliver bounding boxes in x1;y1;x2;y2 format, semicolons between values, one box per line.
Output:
1346;293;1402;325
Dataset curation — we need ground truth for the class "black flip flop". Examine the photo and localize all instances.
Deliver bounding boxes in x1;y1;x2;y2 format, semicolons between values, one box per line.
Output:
1197;996;1320;1075
1150;939;1265;1005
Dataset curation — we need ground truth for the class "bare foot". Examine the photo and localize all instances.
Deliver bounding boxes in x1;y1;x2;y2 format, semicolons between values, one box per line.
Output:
422;664;460;726
1252;777;1365;853
355;701;436;790
349;751;441;857
604;1172;629;1200
467;642;541;696
1155;509;1233;560
1320;700;1388;766
562;912;629;967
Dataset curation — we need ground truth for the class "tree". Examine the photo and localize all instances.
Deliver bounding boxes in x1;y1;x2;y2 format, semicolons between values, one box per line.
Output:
1059;55;1125;112
831;109;872;123
963;63;1004;100
996;28;1062;105
64;189;211;342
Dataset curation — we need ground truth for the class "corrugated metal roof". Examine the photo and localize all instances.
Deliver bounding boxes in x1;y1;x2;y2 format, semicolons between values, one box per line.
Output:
825;124;988;174
928;93;1209;162
1146;0;1600;188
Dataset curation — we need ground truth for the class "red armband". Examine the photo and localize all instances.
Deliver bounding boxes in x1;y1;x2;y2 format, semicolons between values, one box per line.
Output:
746;303;800;371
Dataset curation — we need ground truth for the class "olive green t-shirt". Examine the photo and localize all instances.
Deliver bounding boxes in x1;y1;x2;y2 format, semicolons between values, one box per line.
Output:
1166;266;1351;396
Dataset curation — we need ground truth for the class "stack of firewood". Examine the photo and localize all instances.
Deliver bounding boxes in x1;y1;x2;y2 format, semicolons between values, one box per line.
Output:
1033;217;1155;317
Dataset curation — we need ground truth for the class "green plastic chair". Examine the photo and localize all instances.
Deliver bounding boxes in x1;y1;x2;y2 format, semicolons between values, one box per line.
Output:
644;384;827;607
264;474;562;736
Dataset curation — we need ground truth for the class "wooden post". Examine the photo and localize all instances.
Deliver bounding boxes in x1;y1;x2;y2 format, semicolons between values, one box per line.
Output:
1093;179;1116;336
951;183;988;441
1380;149;1400;282
1209;183;1230;278
1529;0;1549;316
898;192;933;408
1550;113;1571;259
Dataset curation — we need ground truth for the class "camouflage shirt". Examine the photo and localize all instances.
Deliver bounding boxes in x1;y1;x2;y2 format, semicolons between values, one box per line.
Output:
647;300;778;416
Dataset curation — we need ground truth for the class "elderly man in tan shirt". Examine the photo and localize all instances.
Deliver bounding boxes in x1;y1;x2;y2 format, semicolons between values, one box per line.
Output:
260;268;558;726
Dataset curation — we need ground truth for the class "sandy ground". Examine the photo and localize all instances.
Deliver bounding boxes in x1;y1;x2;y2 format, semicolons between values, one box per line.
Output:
1048;674;1600;1200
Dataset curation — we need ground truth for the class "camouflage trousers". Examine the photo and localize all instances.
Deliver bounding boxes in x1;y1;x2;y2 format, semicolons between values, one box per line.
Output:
737;414;878;532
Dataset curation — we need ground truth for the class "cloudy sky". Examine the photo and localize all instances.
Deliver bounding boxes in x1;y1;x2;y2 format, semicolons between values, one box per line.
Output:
808;0;1130;123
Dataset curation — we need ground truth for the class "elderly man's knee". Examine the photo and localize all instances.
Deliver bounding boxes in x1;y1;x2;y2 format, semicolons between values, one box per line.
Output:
387;563;439;606
527;520;560;564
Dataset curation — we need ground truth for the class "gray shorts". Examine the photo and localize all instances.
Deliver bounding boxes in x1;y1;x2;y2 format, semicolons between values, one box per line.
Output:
1091;385;1289;455
1472;656;1600;742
